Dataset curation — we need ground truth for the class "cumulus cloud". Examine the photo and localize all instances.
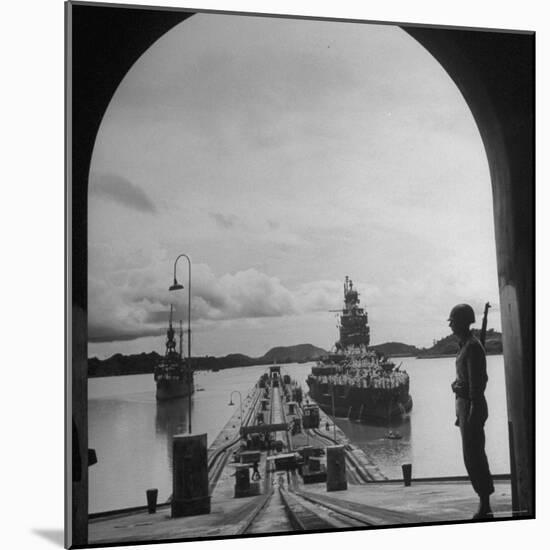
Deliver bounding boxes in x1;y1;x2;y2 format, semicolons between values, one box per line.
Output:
209;212;239;229
89;172;157;213
87;252;351;343
87;241;501;349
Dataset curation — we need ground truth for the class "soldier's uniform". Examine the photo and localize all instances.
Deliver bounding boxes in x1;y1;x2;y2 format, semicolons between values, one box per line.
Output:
453;333;494;498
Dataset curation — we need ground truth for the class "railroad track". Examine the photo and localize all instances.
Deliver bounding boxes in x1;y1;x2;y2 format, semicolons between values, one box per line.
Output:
206;386;263;492
291;403;380;484
240;481;373;534
302;428;368;484
240;378;378;535
315;427;382;483
279;486;372;530
239;381;294;534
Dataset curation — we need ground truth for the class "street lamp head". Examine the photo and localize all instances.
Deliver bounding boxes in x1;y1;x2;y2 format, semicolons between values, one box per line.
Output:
169;279;184;291
228;399;234;406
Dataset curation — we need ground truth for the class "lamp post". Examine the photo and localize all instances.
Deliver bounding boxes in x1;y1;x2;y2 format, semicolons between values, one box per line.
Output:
169;254;192;434
228;390;243;430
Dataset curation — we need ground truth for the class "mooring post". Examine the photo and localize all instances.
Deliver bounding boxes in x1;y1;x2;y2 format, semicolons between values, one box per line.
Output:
234;464;251;498
146;489;158;514
326;445;347;492
402;463;412;487
172;433;210;517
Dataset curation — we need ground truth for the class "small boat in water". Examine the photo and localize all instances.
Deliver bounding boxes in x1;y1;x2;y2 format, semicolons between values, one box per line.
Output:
154;305;194;401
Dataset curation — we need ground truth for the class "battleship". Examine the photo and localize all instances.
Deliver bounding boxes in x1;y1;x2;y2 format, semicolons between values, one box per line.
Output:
306;277;412;421
154;305;194;400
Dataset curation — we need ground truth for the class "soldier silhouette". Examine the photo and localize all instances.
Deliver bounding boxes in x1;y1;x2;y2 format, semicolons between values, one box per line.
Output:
448;304;494;519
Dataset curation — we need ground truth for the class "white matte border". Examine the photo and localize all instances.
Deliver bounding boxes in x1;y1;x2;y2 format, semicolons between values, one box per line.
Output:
3;1;545;549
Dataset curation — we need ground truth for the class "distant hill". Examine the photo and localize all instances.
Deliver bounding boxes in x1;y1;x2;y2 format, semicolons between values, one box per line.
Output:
88;343;327;377
88;332;503;377
370;342;420;357
88;351;161;377
260;344;327;364
217;354;257;368
416;329;503;358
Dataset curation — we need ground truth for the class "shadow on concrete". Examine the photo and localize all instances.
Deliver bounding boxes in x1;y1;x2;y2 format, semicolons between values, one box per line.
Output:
32;529;64;547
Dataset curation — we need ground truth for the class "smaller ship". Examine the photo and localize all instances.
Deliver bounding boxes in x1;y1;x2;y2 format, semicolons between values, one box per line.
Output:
154;305;194;401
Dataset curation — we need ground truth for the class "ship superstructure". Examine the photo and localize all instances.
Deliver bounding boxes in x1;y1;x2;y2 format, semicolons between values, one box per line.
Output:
307;277;412;421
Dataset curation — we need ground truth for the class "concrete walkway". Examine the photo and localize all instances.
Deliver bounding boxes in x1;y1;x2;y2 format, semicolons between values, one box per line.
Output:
299;479;513;524
89;478;513;544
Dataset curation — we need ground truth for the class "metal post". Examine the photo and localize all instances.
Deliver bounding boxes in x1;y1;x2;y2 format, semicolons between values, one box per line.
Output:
171;253;193;434
187;256;191;434
331;386;337;442
327;445;347;492
172;434;210;516
179;319;183;357
229;390;243;429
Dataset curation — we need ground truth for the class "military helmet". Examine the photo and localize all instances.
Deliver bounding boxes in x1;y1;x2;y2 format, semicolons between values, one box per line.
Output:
448;303;475;325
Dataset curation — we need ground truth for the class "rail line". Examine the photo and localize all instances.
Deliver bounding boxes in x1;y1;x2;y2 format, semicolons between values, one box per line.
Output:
240;381;295;534
207;386;263;492
292;401;377;484
310;427;377;483
279;486;372;530
241;379;375;534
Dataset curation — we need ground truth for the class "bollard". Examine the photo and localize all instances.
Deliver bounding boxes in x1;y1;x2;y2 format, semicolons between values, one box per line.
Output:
234;464;251;497
326;445;347;492
146;489;158;514
402;463;412;487
172;433;211;517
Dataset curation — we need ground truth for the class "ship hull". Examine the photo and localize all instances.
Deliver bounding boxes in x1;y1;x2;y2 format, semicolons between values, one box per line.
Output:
156;379;194;401
306;379;412;422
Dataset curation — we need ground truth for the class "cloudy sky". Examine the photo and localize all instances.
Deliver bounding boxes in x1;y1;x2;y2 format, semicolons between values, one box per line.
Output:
88;13;499;359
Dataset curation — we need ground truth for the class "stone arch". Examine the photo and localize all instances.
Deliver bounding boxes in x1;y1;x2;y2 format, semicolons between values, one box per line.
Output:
404;28;534;518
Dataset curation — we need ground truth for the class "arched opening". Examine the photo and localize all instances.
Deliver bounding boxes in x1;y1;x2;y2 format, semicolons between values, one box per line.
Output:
67;4;534;544
404;28;534;517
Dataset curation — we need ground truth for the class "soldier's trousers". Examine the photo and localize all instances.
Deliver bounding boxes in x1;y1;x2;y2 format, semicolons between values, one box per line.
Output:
456;397;494;497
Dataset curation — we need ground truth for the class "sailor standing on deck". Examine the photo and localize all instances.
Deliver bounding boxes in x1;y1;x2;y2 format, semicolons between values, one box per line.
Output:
448;304;494;519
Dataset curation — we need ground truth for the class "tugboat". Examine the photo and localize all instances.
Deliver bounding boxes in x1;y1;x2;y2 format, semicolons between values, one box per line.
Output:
306;276;412;422
154;305;194;401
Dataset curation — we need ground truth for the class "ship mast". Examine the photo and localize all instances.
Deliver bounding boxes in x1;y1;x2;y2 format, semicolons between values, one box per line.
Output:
339;276;370;352
166;304;177;356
